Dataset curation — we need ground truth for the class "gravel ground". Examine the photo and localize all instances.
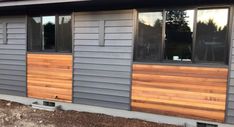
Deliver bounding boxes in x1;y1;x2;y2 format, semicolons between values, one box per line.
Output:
0;100;182;127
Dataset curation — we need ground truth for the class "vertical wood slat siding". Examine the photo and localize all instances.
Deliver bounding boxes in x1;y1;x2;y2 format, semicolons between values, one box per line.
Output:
27;54;72;102
132;64;228;122
0;16;26;97
73;10;134;110
227;13;234;124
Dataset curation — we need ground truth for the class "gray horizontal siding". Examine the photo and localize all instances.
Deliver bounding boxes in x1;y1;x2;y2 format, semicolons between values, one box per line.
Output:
75;52;132;59
74;63;131;72
73;98;130;110
74;92;129;104
75;40;132;46
74;58;131;65
229;95;234;102
0;64;26;71
74;46;132;53
74;69;131;78
0;16;26;97
73;10;134;110
74;75;130;85
74;81;130;91
226;14;234;124
74;86;129;97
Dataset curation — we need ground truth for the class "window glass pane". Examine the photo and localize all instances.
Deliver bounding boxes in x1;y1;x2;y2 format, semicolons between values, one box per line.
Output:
195;8;229;63
57;15;72;52
165;10;194;62
134;11;163;62
28;17;42;51
42;16;55;51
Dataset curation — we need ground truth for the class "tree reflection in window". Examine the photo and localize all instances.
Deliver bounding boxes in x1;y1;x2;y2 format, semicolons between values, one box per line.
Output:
28;17;42;51
134;12;163;62
195;9;229;63
42;16;55;51
165;10;194;62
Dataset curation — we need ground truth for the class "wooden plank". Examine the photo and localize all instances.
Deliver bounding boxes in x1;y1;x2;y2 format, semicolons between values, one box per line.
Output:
27;81;72;89
28;91;71;102
133;81;226;94
131;64;228;122
27;53;72;102
132;102;225;122
133;64;228;78
133;74;227;86
132;86;226;101
28;85;71;96
132;91;225;107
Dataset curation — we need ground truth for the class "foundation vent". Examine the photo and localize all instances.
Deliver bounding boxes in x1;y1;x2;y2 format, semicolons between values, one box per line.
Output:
197;122;218;127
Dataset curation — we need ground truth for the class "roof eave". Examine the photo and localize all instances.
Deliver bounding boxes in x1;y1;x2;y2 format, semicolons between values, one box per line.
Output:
0;0;89;7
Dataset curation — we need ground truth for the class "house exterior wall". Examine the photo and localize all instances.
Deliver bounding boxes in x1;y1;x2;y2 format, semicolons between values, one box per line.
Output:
0;16;27;97
0;4;233;125
226;7;234;124
73;10;134;110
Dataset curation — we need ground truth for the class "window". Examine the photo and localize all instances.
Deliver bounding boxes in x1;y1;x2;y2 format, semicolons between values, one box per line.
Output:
57;16;72;52
42;16;55;51
28;15;72;52
165;10;194;62
195;8;229;63
28;17;42;51
134;11;163;62
134;8;229;64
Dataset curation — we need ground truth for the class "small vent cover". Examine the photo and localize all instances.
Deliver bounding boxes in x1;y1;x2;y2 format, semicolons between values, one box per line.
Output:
43;101;55;107
197;122;218;127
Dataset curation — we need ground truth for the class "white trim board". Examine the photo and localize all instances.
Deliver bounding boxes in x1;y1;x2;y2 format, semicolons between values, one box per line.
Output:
0;0;88;7
0;94;232;127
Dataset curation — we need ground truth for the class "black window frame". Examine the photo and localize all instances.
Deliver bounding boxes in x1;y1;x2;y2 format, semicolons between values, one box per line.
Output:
134;6;231;65
27;13;72;53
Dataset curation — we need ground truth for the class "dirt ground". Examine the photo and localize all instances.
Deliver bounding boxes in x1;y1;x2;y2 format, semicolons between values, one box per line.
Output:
0;100;182;127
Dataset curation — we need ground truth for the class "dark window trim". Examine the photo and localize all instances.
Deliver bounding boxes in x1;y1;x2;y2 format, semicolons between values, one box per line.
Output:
161;9;166;62
192;8;198;63
134;6;231;66
134;61;228;68
27;51;72;55
27;13;72;53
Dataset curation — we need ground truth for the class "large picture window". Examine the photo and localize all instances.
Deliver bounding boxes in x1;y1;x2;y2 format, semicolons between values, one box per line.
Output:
134;8;229;64
28;15;72;52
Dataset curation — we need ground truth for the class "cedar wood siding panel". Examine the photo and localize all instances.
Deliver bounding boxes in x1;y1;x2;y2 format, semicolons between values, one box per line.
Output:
27;54;72;102
73;10;134;110
132;64;228;122
0;16;26;97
